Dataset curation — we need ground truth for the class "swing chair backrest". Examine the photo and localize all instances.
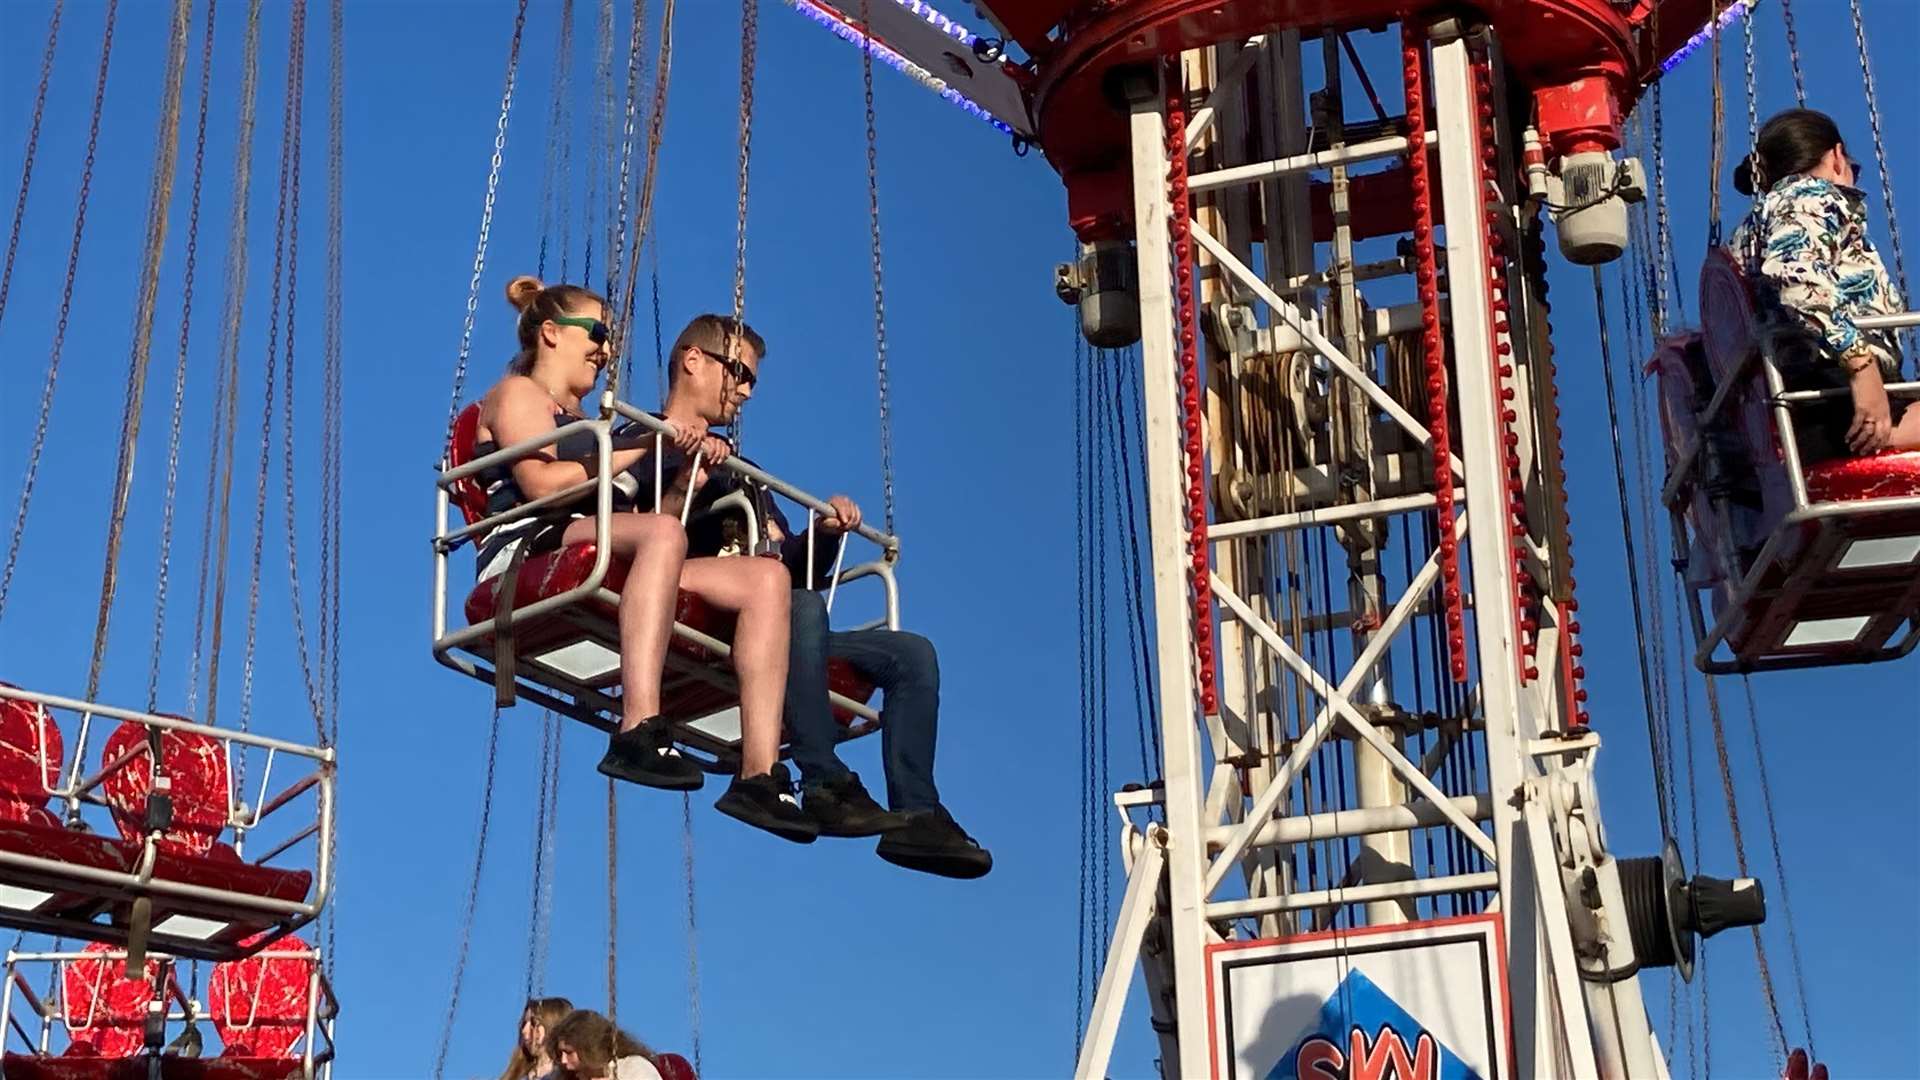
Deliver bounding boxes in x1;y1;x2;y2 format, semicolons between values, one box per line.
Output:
98;721;229;856
208;935;314;1059
446;403;491;529
0;687;62;823
60;942;172;1059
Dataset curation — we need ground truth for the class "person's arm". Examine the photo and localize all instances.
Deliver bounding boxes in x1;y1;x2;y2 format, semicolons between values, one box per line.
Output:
777;494;861;590
489;379;675;500
656;434;733;519
1761;192;1893;374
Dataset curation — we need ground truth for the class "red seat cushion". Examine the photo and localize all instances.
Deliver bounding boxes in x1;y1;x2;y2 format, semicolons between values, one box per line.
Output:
0;1056;151;1080
151;842;313;906
62;942;175;1059
210;934;315;1059
1805;450;1920;503
99;723;227;857
0;686;63;822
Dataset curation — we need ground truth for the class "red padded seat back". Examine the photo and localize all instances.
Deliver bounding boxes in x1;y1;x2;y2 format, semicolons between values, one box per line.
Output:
209;935;314;1059
0;686;62;823
62;942;172;1059
447;403;489;528
654;1052;698;1080
99;721;228;856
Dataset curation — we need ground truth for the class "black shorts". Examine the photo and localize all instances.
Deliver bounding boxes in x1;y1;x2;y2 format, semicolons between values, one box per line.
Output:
1782;357;1910;463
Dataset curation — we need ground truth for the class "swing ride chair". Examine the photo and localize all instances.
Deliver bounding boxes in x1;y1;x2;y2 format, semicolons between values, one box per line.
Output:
1662;250;1920;674
0;686;334;965
0;940;337;1080
431;397;903;766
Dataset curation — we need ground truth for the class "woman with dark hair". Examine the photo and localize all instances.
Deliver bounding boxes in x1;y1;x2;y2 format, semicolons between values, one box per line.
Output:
546;1010;662;1080
1731;107;1919;459
499;997;575;1080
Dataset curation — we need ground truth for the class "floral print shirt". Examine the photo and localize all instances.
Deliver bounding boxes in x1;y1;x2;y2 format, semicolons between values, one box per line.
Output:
1731;174;1905;380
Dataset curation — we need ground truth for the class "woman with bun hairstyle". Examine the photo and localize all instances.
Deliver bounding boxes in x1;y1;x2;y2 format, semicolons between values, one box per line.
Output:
1731;108;1918;459
474;278;810;844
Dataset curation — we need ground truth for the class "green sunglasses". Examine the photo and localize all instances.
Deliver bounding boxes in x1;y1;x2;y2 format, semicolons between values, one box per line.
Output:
550;314;610;346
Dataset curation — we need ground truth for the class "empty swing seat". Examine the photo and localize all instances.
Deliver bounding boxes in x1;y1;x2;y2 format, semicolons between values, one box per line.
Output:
439;404;879;758
0;692;144;930
203;934;327;1080
1657;250;1920;672
1;941;175;1080
96;723;314;948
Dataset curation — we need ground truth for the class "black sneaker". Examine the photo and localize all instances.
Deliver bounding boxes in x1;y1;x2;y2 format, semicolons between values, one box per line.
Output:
713;763;820;844
801;773;913;838
875;806;993;879
597;720;705;791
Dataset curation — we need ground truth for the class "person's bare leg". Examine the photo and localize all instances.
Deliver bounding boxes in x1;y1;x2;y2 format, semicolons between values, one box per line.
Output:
679;556;791;776
563;513;686;730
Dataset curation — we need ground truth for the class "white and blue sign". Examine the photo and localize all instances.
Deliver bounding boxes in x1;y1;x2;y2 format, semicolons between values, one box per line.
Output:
1207;916;1510;1080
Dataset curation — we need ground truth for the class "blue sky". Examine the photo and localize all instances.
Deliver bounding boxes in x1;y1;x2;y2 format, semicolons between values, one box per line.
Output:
0;1;1914;1077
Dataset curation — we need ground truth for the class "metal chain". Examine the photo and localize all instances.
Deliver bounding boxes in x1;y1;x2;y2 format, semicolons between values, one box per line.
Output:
681;789;701;1074
442;0;530;443
1737;0;1761;270
0;0;120;626
84;0;193;702
1591;269;1673;838
554;0;576;284
190;0;263;723
534;0;575;281
1777;0;1806;106
1740;677;1815;1059
148;0;219;712
525;713;555;999
1650;81;1683;330
605;0;647;400
272;0;331;746
1847;0;1913;355
729;0;760;417
240;0;309;753
0;0;64;331
533;717;563;993
1700;673;1788;1062
859;0;896;535
432;708;503;1080
605;778;619;1021
322;0;346;974
619;0;676;391
652;247;667;400
1705;0;1726;247
593;0;617;290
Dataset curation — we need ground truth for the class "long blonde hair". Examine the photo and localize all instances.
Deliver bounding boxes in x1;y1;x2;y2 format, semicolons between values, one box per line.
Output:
499;996;575;1080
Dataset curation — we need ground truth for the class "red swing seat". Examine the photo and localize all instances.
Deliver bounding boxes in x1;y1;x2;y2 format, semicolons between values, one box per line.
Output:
0;941;175;1080
439;404;880;759
1654;249;1920;672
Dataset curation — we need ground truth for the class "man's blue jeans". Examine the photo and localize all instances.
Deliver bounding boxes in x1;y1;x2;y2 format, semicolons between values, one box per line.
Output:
784;588;942;813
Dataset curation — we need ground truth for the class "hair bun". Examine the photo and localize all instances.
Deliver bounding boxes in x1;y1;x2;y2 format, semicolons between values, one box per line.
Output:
505;274;545;312
1733;153;1758;197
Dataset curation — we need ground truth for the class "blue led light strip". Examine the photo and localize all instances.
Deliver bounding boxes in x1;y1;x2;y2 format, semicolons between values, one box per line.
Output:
1660;0;1756;73
784;0;1018;136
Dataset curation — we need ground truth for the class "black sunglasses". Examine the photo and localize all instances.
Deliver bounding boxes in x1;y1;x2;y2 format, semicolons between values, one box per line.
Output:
695;346;758;388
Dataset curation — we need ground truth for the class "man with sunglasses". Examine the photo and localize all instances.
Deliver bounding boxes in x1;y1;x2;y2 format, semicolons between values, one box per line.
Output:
624;313;991;878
